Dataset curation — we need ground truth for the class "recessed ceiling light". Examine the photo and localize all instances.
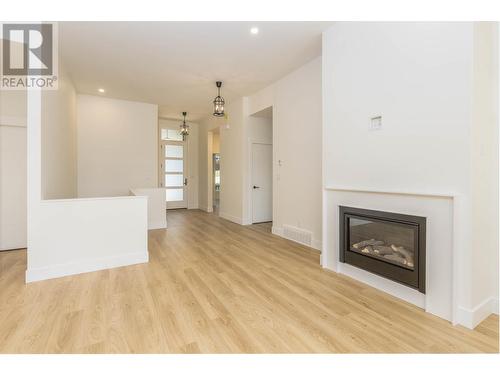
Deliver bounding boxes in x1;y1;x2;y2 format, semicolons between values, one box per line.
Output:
98;88;105;93
250;27;259;35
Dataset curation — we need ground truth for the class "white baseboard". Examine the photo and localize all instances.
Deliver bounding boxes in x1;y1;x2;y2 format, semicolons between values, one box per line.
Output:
457;297;499;329
311;239;322;252
0;241;27;251
199;206;213;213
26;251;149;283
242;218;252;225
219;212;243;225
272;226;284;236
272;225;321;252
493;297;499;314
149;222;167;230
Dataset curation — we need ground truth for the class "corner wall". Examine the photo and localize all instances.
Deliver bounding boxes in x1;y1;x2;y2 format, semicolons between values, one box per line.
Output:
246;57;323;248
197;57;322;245
198;116;224;212
219;99;246;223
322;22;498;328
198;100;247;222
27;67;148;283
470;22;499;314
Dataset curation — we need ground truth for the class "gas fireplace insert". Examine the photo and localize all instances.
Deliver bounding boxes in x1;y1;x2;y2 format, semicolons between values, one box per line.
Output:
339;206;426;293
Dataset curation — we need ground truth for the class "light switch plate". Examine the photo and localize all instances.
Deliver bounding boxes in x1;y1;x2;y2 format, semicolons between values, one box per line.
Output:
370;115;382;131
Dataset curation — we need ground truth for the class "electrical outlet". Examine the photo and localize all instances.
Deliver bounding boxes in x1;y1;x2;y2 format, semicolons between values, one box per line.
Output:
370;115;382;131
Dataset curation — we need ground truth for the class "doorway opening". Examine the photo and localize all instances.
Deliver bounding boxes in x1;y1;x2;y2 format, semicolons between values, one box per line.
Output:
207;127;220;215
159;119;188;210
249;106;273;228
213;152;220;214
0;123;27;251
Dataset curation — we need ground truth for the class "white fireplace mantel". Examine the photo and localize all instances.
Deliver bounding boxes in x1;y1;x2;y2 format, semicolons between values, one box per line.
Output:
322;186;464;326
324;185;459;199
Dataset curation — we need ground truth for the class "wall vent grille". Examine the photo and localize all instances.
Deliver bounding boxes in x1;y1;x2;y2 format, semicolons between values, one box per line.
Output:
283;225;312;247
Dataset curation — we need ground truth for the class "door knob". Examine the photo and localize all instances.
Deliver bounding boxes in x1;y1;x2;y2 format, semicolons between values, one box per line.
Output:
253;185;260;189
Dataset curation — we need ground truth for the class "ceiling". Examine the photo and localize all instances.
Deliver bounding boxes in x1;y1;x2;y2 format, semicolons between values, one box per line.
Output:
59;22;332;121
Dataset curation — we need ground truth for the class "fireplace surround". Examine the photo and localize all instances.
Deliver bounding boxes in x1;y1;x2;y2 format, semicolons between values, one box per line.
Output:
339;206;426;293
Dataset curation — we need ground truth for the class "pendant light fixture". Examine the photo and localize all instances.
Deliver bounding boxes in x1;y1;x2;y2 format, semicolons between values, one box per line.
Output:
213;81;225;117
180;111;189;139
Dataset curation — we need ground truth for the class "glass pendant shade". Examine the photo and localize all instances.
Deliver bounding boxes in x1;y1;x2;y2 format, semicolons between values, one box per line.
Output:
213;81;225;117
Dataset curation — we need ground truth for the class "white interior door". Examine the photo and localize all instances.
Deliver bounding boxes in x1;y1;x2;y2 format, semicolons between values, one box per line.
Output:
0;125;27;250
160;128;188;209
252;143;272;223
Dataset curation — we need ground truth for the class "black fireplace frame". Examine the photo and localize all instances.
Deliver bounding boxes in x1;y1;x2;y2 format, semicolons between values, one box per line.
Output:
339;206;426;293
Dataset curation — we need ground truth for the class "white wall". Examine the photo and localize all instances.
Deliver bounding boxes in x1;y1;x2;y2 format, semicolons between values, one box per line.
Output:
77;95;158;198
198;111;247;220
28;77;148;282
198;102;275;222
26;196;148;282
1;61;78;251
247;113;272;143
197;57;322;246
212;131;220;153
130;188;167;230
219;100;246;223
186;121;199;209
198;116;224;212
0;90;26;125
470;22;499;310
322;22;498;327
42;66;78;199
0;90;27;250
246;57;322;248
323;23;472;193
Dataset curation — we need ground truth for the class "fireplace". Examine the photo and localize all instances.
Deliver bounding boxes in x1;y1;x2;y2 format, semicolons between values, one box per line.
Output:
339;206;426;293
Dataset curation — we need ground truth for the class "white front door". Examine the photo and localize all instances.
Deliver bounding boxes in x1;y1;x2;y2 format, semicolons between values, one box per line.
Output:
160;128;188;209
252;143;272;223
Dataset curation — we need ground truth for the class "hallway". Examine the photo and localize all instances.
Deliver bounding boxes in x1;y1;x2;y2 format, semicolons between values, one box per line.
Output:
0;210;497;353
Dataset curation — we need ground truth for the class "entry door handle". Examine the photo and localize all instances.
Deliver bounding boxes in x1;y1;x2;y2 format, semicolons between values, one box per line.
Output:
253;185;260;189
184;178;188;186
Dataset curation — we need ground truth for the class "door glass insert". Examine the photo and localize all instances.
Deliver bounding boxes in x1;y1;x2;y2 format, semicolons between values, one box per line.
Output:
166;188;183;202
165;174;184;187
161;133;187;208
161;129;183;141
165;159;183;173
165;144;183;158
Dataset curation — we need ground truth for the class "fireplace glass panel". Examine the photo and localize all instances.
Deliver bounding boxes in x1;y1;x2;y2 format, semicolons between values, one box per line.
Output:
348;217;416;270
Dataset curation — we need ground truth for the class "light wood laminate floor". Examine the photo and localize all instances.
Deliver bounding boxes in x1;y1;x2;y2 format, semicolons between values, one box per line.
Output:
0;209;498;353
